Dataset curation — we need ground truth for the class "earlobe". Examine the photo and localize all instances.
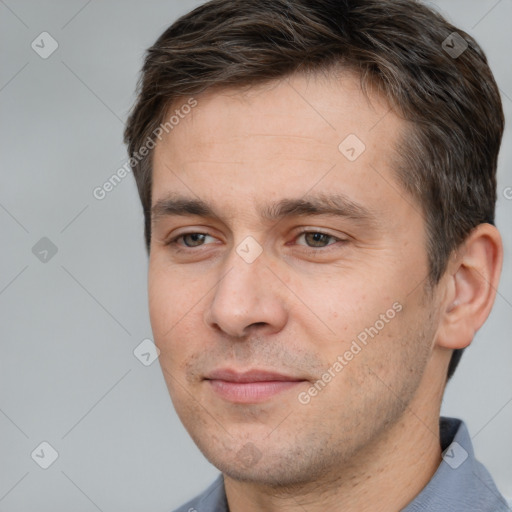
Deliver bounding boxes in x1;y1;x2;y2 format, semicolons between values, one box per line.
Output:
436;223;503;351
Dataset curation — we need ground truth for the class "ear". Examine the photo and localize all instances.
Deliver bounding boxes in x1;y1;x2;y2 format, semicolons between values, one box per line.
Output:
435;223;503;350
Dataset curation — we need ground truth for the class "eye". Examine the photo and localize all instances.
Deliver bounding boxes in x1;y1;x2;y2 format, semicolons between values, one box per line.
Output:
168;232;217;248
294;230;341;249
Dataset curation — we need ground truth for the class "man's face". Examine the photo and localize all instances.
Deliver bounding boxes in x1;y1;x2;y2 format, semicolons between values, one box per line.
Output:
149;73;440;485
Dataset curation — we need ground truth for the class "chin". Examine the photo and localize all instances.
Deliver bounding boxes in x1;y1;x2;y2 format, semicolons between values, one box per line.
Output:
199;437;336;489
217;460;309;487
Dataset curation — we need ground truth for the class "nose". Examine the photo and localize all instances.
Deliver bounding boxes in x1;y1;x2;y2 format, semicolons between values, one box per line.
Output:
203;244;288;339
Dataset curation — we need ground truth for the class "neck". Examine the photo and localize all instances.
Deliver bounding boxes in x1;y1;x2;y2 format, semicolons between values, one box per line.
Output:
224;366;445;512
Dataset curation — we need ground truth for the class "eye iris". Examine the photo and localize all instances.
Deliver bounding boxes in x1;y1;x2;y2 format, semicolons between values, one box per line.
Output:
305;232;330;247
183;233;206;247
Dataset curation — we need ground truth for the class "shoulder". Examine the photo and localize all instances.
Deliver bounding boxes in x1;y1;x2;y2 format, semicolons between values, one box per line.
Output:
403;417;510;511
170;475;227;512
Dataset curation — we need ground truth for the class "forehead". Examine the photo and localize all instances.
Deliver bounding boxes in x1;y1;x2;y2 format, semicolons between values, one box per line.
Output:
151;72;410;217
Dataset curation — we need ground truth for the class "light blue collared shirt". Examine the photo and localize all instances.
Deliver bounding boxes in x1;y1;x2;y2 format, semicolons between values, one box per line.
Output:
172;417;510;512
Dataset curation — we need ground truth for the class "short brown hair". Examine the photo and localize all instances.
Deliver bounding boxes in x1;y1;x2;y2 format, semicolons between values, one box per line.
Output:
124;0;504;379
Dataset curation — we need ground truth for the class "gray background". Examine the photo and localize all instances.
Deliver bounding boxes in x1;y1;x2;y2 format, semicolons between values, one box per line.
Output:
0;0;511;510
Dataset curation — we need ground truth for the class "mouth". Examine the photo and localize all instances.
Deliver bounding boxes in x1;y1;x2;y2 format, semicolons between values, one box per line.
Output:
204;368;307;403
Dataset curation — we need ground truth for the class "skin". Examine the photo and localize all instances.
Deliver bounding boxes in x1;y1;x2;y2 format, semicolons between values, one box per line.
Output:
148;72;502;511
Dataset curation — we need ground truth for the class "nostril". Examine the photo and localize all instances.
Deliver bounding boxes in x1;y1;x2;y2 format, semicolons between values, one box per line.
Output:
249;322;267;329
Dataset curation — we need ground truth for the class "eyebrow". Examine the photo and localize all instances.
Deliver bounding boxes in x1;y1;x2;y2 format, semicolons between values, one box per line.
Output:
151;192;377;228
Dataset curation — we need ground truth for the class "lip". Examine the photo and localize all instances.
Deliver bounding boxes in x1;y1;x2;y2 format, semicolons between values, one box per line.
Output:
205;368;304;383
205;368;306;403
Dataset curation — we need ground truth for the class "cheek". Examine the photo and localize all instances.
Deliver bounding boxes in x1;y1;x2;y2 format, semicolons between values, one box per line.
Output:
307;282;419;377
148;262;209;370
291;273;393;345
148;269;169;339
149;261;194;330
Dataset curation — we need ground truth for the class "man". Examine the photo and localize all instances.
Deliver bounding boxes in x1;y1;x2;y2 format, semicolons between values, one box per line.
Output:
124;0;509;510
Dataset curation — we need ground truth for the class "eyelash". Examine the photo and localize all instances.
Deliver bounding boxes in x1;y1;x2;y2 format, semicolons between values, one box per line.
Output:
166;229;344;253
